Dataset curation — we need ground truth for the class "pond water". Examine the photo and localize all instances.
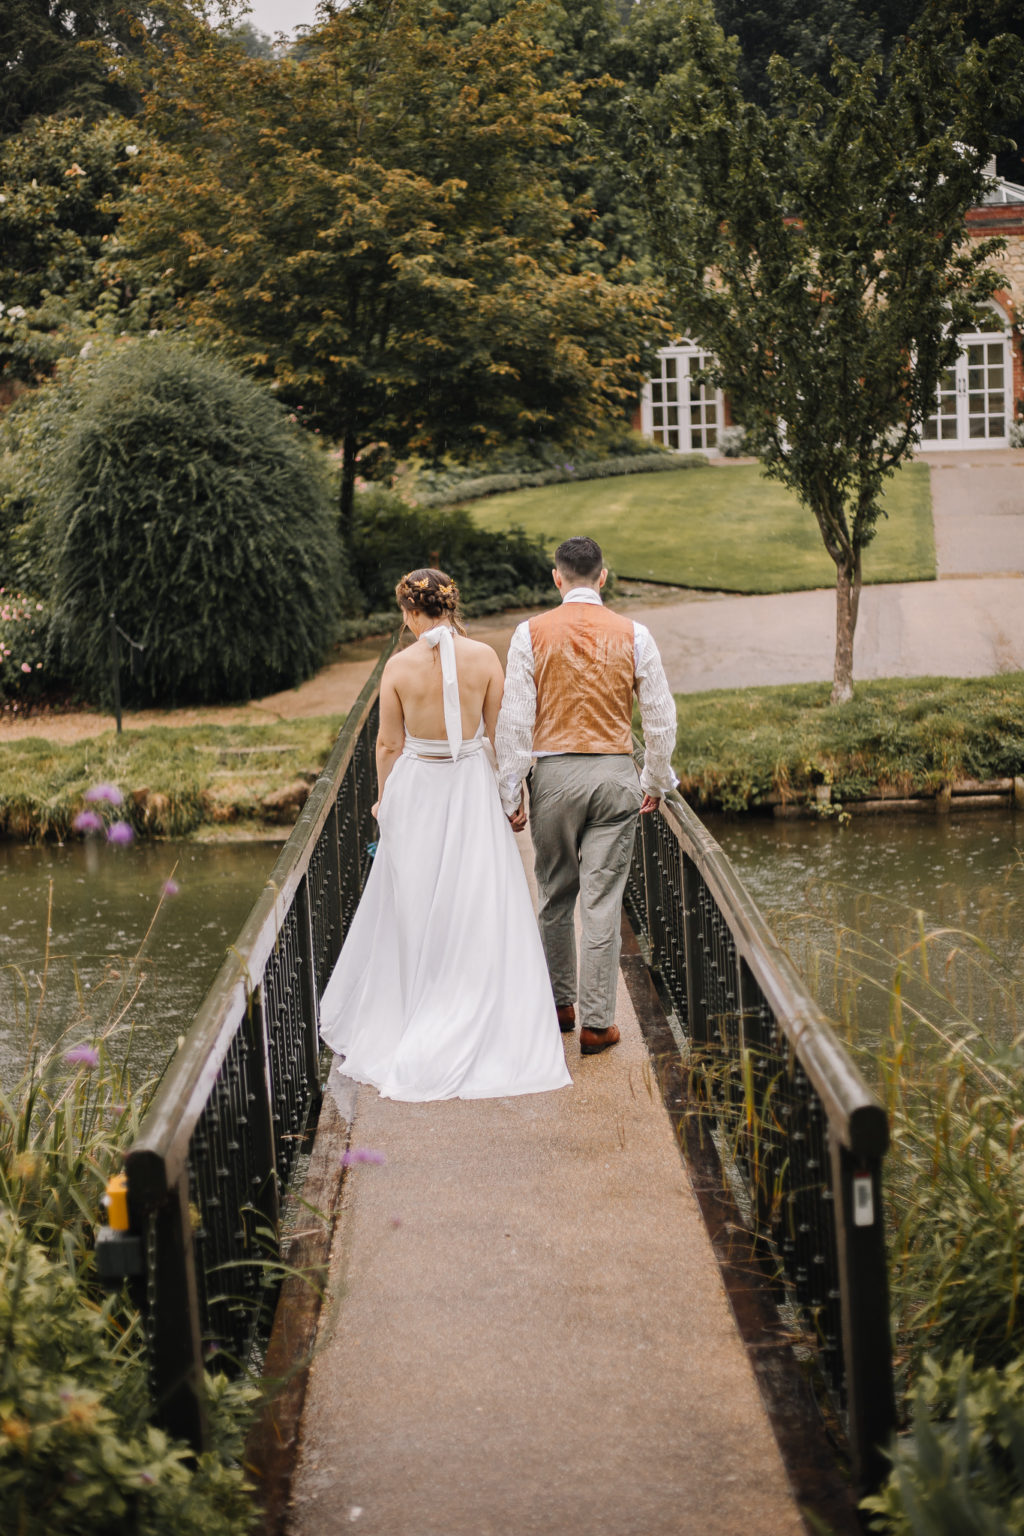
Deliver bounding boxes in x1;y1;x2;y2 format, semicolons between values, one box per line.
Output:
704;808;1024;1049
0;839;282;1083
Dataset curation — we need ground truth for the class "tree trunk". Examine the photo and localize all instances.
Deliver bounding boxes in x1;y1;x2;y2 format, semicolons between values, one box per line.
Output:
831;555;861;704
338;431;359;538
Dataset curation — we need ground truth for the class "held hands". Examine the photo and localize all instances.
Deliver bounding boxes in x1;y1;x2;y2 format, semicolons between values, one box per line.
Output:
507;794;527;833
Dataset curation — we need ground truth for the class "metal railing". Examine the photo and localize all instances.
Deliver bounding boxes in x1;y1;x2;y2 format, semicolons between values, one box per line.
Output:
123;639;395;1449
624;780;896;1496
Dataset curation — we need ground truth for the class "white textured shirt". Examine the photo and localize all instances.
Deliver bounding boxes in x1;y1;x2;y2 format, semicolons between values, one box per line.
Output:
495;587;679;814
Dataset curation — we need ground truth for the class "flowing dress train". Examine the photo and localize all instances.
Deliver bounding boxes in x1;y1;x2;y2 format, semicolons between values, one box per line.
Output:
319;627;571;1102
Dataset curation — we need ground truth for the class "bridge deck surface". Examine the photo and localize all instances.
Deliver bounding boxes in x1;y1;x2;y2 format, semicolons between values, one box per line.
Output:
288;841;804;1536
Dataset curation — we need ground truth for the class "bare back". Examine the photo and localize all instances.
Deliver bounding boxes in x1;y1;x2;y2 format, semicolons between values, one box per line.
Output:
378;632;505;748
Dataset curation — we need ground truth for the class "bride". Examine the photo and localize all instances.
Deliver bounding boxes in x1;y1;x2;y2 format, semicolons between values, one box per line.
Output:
319;567;572;1102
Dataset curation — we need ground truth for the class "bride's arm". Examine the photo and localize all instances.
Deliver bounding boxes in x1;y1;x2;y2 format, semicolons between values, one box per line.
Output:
373;668;405;816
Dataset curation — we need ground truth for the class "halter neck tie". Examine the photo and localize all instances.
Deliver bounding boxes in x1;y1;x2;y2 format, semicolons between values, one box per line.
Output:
422;626;462;761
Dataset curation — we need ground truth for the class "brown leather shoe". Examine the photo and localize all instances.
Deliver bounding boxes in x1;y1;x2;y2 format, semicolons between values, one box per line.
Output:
579;1024;620;1055
556;1003;576;1033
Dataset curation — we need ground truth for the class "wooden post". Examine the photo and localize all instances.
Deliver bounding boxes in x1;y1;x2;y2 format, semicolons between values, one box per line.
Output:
828;1135;896;1498
147;1172;209;1450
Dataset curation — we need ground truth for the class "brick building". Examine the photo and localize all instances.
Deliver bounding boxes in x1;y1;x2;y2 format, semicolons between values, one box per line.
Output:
640;174;1024;454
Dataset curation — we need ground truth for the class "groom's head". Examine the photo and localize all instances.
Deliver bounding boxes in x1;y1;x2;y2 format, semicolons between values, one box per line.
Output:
553;536;607;595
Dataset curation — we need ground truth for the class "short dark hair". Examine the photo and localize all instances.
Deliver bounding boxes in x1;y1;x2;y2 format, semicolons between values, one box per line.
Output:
554;536;603;582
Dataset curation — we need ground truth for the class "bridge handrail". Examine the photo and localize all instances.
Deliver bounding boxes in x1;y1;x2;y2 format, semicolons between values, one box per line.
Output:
127;647;392;1198
124;637;397;1448
663;790;887;1158
625;774;896;1497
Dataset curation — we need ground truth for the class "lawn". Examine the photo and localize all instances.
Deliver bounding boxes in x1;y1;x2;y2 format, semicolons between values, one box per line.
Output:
0;717;346;840
462;461;935;593
670;674;1024;810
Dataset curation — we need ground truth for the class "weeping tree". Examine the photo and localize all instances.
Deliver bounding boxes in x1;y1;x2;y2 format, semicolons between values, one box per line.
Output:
48;339;340;706
634;1;1022;701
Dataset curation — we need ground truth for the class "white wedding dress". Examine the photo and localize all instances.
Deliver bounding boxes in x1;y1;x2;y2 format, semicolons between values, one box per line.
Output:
319;627;571;1102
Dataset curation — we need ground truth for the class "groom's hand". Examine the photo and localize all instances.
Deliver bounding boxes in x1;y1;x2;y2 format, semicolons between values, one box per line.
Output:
508;797;528;832
639;794;661;815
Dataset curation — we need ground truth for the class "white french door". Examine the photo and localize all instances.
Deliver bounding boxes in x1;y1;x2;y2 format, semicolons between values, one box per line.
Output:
641;343;724;453
921;331;1011;448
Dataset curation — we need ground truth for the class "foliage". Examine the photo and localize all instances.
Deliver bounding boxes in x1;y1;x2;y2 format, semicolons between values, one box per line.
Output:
469;460;933;591
0;0;146;134
0;1032;258;1535
124;0;670;523
716;425;746;457
349;489;554;614
42;338;340;707
0;114;161;388
668;673;1024;812
634;1;1023;699
0;715;346;840
863;1353;1024;1533
876;1024;1024;1399
0;590;49;705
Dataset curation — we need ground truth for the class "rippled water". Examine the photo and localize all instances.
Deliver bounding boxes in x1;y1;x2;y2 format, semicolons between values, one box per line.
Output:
0;839;282;1081
704;808;1024;1045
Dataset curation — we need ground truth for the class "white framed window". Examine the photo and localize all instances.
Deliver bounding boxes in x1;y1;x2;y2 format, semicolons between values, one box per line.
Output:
921;310;1013;449
641;341;724;453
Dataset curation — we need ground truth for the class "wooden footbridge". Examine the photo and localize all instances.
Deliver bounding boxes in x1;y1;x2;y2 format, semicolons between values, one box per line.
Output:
113;643;895;1535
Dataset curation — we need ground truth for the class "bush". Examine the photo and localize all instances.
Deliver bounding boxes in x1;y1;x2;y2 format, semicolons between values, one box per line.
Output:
863;1353;1024;1534
0;1039;258;1535
410;450;704;508
44;339;341;706
350;488;554;614
717;425;748;457
0;590;49;704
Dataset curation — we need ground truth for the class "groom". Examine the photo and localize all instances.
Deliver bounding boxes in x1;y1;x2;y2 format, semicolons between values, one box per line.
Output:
496;536;677;1055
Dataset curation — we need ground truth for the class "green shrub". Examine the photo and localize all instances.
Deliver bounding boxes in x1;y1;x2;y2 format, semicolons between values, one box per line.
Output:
0;1217;258;1535
350;488;554;613
411;450;704;508
0;590;49;704
863;1353;1024;1534
0;1034;258;1534
44;339;341;706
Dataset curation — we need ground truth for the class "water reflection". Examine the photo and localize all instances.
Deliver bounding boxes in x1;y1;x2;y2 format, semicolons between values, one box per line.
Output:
0;839;281;1080
705;809;1024;1047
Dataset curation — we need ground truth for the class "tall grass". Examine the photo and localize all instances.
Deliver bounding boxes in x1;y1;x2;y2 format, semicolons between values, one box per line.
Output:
757;864;1024;1532
0;884;259;1533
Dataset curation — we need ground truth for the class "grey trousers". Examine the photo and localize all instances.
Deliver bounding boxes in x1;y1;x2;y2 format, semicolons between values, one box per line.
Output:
529;754;642;1033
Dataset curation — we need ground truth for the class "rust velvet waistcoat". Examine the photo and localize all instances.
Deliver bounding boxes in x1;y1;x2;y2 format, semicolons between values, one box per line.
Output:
528;603;636;754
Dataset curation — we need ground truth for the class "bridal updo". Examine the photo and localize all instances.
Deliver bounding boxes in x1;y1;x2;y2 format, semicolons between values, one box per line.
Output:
395;567;468;636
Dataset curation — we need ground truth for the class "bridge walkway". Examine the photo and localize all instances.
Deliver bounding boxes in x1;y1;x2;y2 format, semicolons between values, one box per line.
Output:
286;839;805;1536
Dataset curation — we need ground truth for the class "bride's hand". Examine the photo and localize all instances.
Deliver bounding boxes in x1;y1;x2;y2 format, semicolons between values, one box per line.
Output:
371;800;380;819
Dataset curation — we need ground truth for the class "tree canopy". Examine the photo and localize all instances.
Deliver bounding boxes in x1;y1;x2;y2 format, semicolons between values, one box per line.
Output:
0;0;149;135
125;0;669;524
635;1;1023;701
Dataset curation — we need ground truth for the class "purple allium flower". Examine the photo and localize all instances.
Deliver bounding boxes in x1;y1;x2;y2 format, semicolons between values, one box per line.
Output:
341;1147;387;1167
64;1045;100;1068
84;782;124;806
106;821;134;845
162;878;180;896
73;810;104;834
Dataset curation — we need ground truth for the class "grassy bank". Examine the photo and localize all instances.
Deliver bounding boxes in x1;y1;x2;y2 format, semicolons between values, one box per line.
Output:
672;674;1024;811
464;461;934;593
0;717;345;840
